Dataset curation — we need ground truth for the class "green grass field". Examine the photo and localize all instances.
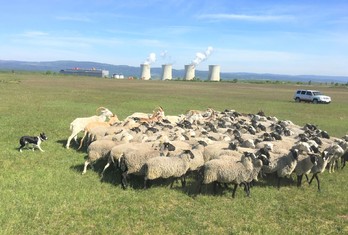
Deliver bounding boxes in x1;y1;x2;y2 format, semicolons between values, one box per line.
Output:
0;72;347;234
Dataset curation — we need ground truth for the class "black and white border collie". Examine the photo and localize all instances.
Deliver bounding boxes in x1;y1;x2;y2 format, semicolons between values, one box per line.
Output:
19;133;48;152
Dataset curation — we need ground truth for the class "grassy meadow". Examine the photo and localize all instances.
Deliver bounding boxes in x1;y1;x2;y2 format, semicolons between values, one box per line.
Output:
0;72;347;234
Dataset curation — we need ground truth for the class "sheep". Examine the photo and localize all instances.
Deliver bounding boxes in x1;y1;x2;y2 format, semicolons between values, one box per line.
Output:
186;143;206;173
275;149;299;188
66;107;113;149
118;142;175;189
82;139;118;175
326;144;345;173
143;149;195;189
307;151;330;191
293;142;312;154
77;114;120;150
198;152;255;198
341;151;348;169
203;141;240;162
262;149;299;189
100;142;143;178
293;153;318;187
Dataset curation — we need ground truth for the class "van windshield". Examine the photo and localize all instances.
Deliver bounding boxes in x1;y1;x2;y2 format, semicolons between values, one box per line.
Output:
313;91;322;95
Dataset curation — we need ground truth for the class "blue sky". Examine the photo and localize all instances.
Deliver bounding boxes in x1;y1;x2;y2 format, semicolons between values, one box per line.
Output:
1;0;347;76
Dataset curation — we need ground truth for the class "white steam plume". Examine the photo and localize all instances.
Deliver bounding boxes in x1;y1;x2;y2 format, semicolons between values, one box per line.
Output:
144;52;156;65
191;46;213;67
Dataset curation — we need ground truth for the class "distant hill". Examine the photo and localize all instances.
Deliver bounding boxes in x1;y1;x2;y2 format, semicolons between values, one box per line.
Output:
0;59;347;83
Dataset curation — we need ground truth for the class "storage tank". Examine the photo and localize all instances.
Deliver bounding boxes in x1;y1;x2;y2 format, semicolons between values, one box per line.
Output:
140;64;151;80
161;64;172;80
208;65;220;81
184;64;195;80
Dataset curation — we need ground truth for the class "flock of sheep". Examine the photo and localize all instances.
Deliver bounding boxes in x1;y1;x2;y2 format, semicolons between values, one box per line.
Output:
66;106;348;197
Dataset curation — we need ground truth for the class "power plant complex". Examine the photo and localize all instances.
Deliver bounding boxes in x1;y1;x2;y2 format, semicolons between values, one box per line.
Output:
139;64;221;81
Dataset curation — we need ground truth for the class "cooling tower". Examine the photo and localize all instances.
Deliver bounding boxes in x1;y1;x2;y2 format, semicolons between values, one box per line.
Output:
208;65;220;81
161;64;172;80
140;64;151;80
184;64;195;80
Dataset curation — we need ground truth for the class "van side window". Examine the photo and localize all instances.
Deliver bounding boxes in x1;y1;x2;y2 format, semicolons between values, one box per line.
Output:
306;91;312;95
297;91;301;94
301;91;306;95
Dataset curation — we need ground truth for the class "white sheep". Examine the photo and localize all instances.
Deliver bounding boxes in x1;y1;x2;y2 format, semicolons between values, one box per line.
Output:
326;144;345;173
66;107;113;149
143;149;195;189
82;139;118;175
104;141;168;188
198;152;255;198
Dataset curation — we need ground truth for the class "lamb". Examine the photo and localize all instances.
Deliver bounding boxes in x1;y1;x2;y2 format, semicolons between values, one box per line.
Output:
82;139;118;175
198;152;255;198
143;149;195;189
77;114;120;150
66;107;113;149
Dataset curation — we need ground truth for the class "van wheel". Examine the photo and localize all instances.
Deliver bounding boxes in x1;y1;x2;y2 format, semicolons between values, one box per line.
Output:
313;99;318;104
295;97;301;102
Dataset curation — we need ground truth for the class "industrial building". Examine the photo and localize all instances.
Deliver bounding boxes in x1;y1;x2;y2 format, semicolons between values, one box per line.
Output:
60;68;109;78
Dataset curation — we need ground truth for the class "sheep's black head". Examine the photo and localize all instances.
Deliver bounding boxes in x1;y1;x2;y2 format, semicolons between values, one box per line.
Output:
197;140;208;147
309;154;318;166
164;142;176;152
228;142;238;150
310;145;320;153
258;154;270;166
130;127;141;133
183;149;195;159
290;149;299;160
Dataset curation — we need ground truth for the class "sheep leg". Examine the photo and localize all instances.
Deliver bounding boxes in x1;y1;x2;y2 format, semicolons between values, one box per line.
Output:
82;160;89;175
121;172;128;189
297;174;303;187
170;178;175;188
77;131;88;150
66;130;79;149
180;176;186;188
313;174;321;192
335;160;339;171
100;162;110;180
144;177;149;189
342;158;346;169
277;176;282;189
305;174;309;183
232;184;238;198
213;182;218;195
241;182;250;197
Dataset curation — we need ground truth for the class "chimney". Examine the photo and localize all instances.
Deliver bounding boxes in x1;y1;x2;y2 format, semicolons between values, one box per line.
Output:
208;65;220;81
184;64;195;80
140;64;151;80
161;64;172;80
